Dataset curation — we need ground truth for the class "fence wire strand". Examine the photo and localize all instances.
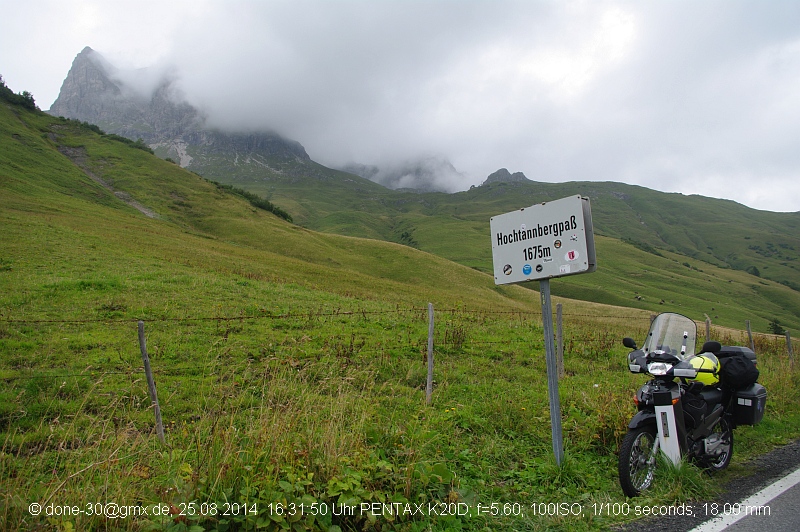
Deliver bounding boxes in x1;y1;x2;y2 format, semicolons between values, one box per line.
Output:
1;306;793;383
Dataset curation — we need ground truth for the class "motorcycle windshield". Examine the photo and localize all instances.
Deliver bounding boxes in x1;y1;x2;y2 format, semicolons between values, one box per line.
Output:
642;313;696;358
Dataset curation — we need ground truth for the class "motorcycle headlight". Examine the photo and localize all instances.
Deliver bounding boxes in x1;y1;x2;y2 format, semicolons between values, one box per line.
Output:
647;362;672;376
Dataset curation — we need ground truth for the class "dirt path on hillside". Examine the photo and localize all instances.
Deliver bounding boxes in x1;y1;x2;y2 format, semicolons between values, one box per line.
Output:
53;140;159;219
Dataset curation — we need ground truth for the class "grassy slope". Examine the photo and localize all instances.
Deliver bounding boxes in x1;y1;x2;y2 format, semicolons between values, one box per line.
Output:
217;171;800;332
1;105;549;315
440;183;800;330
2;101;799;532
65;76;800;329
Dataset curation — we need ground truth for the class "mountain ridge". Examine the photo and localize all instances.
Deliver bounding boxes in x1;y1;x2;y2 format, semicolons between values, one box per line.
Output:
48;47;316;179
3;84;800;331
39;49;800;322
481;168;531;186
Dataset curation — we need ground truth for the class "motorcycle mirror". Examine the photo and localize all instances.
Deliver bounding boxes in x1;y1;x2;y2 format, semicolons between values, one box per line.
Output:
623;337;638;349
700;341;722;353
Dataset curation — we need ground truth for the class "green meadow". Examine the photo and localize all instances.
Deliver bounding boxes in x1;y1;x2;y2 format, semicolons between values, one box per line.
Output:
2;96;800;531
201;150;800;334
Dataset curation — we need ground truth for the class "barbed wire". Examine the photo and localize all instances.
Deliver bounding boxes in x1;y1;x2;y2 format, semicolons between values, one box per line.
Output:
2;305;791;383
0;306;652;325
0;334;578;382
9;330;794;384
0;308;417;325
0;370;137;381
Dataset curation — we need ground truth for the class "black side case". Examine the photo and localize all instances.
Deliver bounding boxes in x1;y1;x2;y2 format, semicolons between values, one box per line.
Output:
732;383;767;426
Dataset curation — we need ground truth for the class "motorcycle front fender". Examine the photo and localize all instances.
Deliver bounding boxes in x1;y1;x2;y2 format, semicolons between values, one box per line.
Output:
628;409;656;430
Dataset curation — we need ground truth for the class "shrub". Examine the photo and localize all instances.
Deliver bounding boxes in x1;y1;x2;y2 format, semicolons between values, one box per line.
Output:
213;182;293;223
0;75;38;110
746;265;761;277
101;133;155;154
768;318;786;335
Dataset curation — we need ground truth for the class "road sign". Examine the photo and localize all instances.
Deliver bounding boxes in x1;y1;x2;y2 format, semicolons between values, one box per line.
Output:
489;195;597;466
490;195;596;285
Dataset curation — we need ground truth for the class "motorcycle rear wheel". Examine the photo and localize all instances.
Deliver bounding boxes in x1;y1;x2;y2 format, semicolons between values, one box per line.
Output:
699;417;733;471
619;425;658;497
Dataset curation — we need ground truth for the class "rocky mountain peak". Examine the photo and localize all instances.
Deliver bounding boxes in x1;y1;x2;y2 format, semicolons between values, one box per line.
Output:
49;47;123;120
481;168;530;186
47;47;310;175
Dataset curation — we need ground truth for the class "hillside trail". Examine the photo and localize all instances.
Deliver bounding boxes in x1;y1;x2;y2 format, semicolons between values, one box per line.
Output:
52;135;159;219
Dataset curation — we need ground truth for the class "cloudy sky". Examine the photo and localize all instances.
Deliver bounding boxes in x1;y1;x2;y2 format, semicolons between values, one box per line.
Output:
2;0;799;212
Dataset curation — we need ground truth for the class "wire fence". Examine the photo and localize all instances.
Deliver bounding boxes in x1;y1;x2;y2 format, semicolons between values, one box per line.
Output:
1;305;794;384
0;307;650;325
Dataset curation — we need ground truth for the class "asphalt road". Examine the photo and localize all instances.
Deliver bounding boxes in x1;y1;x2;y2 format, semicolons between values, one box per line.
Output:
719;471;800;532
615;439;800;532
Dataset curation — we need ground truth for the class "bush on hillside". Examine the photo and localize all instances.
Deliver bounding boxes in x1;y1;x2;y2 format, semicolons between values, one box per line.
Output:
622;238;664;257
213;182;293;223
768;318;786;335
102;133;155;155
0;75;38;110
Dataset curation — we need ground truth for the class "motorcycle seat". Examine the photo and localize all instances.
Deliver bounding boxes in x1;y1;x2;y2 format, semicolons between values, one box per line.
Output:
700;386;724;407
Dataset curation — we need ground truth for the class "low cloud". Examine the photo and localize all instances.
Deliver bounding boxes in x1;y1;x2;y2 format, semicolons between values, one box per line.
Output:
344;156;468;192
5;0;799;211
87;48;178;101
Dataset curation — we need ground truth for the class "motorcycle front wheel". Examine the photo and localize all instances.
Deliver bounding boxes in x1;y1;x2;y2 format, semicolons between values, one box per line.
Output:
619;425;658;497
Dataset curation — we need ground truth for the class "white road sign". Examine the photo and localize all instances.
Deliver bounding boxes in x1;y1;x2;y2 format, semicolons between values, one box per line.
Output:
490;195;596;285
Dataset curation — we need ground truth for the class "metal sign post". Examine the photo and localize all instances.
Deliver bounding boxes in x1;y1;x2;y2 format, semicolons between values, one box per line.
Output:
539;278;564;464
490;195;596;467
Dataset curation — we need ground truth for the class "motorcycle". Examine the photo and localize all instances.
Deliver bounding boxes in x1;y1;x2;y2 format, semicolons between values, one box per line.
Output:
618;312;766;497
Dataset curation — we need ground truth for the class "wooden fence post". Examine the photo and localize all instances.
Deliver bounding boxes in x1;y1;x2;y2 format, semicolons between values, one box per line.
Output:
556;303;564;379
704;315;711;343
787;330;794;371
138;321;165;443
746;320;755;353
426;303;434;405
